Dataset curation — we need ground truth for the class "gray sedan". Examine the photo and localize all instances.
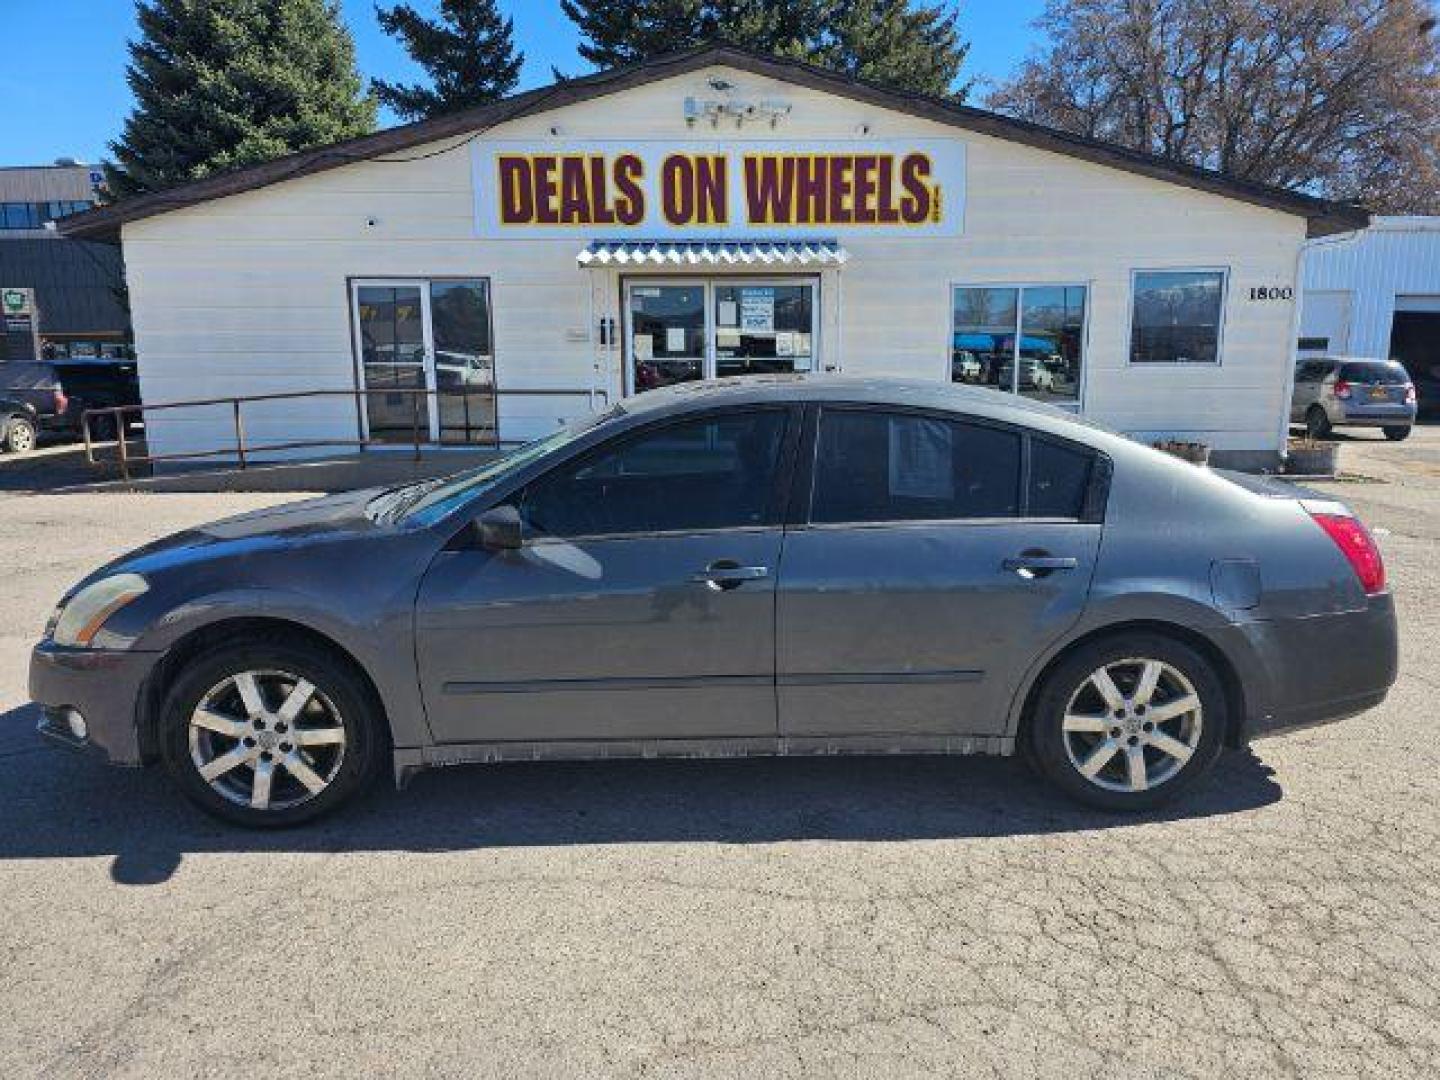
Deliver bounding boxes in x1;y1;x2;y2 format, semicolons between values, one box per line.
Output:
30;377;1397;826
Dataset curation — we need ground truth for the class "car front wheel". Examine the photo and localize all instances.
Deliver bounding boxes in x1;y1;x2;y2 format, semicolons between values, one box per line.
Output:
1383;425;1412;441
3;416;37;454
1027;634;1226;811
159;640;384;827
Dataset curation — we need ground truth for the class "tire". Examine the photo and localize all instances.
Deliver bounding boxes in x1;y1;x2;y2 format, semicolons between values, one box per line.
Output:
158;638;385;827
1305;405;1332;440
3;416;37;454
1026;633;1227;812
1383;425;1412;442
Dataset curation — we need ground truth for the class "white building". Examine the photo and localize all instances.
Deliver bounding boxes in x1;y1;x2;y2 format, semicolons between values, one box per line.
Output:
62;47;1364;469
1300;217;1440;407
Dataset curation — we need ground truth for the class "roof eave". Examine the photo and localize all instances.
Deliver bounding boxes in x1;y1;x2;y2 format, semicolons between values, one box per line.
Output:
59;43;1367;241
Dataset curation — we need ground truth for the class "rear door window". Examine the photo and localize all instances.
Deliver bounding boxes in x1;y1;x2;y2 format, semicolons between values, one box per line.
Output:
811;410;1022;523
1029;438;1095;518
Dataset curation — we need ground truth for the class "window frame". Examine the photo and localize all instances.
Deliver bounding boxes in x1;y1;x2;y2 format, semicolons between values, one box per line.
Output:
1125;266;1230;368
947;281;1092;410
513;403;802;543
797;402;1110;530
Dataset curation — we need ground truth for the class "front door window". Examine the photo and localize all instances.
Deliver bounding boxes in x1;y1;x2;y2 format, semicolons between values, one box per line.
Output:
353;279;495;443
627;279;819;393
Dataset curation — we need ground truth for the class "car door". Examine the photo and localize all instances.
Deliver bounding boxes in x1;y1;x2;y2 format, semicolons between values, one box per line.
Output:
776;406;1105;739
414;406;796;745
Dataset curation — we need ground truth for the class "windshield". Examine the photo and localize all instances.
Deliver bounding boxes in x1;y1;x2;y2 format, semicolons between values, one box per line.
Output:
366;409;618;525
1339;361;1409;385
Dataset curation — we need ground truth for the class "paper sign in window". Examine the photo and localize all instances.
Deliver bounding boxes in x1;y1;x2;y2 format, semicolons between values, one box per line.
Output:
633;334;653;361
888;418;955;500
718;300;738;327
665;327;686;353
740;288;775;332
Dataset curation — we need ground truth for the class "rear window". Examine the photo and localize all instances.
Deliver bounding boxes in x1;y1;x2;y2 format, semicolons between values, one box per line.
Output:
1339;361;1408;385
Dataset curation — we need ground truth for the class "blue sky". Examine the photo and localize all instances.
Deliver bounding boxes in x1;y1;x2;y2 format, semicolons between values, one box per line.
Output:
0;0;1046;166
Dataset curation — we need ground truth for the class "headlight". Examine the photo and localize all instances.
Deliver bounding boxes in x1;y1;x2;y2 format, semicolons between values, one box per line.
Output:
50;573;149;648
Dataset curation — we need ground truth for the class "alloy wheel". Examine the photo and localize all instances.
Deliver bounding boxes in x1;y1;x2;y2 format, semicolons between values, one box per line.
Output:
1060;658;1203;793
187;669;347;811
7;421;35;453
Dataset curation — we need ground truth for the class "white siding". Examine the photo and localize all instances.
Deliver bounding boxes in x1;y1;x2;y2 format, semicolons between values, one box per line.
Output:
1301;217;1440;359
123;64;1307;462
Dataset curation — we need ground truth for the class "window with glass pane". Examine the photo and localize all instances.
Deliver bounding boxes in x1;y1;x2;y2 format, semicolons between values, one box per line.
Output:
714;283;815;377
811;410;1021;524
430;280;494;444
630;285;705;391
1018;287;1085;403
356;285;426;442
952;288;1018;389
1029;438;1095;518
1130;271;1225;364
522;411;787;537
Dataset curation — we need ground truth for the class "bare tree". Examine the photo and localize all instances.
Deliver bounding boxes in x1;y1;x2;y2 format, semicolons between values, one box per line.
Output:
987;0;1440;213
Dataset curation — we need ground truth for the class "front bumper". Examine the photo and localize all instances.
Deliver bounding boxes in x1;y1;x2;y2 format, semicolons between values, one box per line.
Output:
1224;593;1398;740
29;642;161;766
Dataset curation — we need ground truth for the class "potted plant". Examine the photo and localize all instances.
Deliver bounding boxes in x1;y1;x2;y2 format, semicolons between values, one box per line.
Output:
1285;436;1340;477
1151;439;1212;465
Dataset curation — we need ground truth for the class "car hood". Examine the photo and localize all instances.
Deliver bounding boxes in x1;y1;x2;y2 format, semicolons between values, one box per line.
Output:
86;488;394;583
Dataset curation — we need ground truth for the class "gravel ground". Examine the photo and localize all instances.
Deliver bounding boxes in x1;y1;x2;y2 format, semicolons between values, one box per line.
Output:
0;432;1436;1079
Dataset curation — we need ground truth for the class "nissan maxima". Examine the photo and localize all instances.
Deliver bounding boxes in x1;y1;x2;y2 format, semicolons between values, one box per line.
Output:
30;377;1397;826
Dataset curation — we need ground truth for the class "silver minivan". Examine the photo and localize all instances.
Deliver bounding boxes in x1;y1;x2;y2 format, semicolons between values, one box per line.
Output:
1291;357;1417;441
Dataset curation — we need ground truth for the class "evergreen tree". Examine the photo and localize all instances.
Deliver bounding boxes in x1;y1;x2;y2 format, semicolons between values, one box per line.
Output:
106;0;376;199
372;0;523;121
559;0;970;99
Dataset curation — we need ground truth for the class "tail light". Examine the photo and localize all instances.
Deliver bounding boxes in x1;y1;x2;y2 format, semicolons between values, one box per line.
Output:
1333;379;1352;400
1405;383;1417;405
53;388;68;414
1308;508;1386;595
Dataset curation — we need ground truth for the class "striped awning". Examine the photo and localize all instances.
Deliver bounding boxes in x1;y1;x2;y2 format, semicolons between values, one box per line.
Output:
576;239;849;268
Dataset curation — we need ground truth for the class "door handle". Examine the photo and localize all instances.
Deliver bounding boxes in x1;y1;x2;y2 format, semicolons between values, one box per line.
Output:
691;562;770;591
1002;553;1078;578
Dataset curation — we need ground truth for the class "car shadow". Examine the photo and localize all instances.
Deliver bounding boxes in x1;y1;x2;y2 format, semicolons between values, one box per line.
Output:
0;703;1282;886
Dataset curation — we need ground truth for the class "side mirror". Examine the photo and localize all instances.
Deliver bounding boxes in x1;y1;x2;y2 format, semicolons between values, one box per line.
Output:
476;505;525;551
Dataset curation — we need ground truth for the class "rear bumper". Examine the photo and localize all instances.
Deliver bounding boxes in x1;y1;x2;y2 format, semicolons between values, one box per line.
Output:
1222;593;1398;741
1337;403;1416;426
28;642;160;766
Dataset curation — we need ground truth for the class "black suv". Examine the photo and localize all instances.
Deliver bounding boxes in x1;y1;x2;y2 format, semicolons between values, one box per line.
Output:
1;360;140;454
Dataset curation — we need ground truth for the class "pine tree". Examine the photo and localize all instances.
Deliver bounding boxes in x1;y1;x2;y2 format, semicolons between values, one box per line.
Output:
106;0;377;199
373;0;524;121
559;0;970;99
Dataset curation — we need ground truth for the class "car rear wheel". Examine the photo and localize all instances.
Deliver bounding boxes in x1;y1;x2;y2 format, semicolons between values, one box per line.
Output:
1305;405;1332;440
158;640;384;827
1027;634;1226;811
1383;425;1412;441
3;416;37;454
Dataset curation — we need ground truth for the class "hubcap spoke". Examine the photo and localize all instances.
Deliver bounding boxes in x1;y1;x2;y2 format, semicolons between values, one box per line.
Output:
276;679;315;724
232;671;267;718
251;757;275;809
1125;745;1148;790
282;752;328;795
1146;694;1201;724
191;708;249;739
1133;661;1164;707
292;727;346;747
1149;731;1194;764
1079;738;1120;778
1063;713;1109;734
1088;667;1126;712
199;745;251;783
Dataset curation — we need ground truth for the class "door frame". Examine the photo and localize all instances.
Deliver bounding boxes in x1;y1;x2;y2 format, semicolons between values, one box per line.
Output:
621;275;822;396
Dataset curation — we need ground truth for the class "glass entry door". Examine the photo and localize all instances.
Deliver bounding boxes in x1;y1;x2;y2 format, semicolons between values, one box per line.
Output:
352;279;495;443
625;278;819;394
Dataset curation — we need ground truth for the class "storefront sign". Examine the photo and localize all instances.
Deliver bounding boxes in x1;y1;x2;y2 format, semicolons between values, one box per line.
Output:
2;288;34;316
474;140;965;239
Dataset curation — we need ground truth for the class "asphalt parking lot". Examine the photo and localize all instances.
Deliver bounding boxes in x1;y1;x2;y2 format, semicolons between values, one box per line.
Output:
1;431;1438;1078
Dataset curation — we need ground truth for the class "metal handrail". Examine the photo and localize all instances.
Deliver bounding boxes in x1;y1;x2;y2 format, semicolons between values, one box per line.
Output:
81;385;608;480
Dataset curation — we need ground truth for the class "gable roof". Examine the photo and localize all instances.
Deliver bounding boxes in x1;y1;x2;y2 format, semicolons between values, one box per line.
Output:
61;44;1368;242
